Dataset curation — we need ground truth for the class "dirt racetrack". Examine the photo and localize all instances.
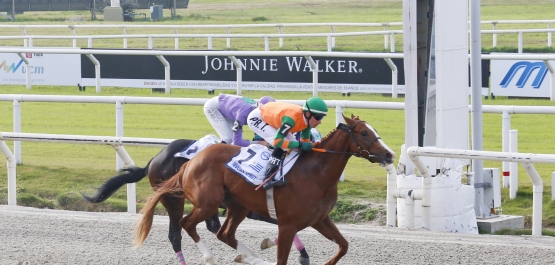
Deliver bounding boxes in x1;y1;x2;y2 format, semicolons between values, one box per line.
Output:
1;205;555;265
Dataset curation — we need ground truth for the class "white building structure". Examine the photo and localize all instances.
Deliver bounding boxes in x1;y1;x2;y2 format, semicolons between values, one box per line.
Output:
393;0;478;233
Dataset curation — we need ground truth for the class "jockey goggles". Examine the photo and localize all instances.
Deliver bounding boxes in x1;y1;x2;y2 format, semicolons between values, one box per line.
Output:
305;103;326;121
313;114;325;121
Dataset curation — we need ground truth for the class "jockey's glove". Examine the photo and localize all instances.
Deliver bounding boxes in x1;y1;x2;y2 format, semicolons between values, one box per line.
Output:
299;142;313;151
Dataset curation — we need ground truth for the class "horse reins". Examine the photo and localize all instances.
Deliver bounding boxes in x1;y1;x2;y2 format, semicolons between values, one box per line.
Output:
257;121;381;190
311;121;381;161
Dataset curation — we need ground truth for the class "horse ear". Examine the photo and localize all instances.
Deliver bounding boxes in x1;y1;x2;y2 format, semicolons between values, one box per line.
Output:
342;114;359;126
350;114;360;120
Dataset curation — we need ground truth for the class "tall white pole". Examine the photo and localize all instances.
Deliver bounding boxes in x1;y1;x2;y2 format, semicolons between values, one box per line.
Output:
470;0;487;218
402;0;418;175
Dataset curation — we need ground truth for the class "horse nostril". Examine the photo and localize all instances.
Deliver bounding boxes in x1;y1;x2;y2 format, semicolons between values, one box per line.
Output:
386;152;393;158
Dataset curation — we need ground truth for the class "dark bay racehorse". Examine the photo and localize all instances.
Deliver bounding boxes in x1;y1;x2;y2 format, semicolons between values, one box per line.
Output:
135;115;395;265
82;138;311;265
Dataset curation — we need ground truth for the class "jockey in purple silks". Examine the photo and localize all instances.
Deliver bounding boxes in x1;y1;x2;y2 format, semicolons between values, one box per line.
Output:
204;94;275;147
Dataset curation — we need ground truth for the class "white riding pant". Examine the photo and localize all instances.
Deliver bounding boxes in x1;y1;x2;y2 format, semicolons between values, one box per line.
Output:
247;107;296;150
203;97;234;144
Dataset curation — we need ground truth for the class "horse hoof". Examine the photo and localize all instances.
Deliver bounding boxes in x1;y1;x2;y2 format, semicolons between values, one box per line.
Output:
298;256;310;265
234;254;244;263
260;238;276;250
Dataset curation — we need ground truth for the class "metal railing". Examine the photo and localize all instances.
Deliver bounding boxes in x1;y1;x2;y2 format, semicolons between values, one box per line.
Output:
1;20;553;51
405;146;555;236
0;30;403;52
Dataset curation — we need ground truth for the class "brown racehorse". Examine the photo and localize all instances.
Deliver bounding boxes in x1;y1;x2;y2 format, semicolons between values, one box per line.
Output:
135;115;395;265
81;139;311;265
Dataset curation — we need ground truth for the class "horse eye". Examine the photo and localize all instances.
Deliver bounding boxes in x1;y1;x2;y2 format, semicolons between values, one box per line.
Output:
361;131;368;136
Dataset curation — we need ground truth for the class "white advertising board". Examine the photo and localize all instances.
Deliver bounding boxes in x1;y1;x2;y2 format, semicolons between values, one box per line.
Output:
491;59;553;98
0;52;81;86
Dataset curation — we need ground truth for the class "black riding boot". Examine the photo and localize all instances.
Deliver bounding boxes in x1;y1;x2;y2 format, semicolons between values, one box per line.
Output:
265;148;284;179
263;148;287;190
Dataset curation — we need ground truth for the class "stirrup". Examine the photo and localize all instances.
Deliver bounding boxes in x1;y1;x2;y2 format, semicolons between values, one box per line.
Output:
264;165;279;180
263;177;287;190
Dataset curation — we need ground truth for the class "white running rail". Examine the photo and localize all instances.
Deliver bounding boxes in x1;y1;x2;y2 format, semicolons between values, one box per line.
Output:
406;146;555;236
0;132;174;213
1;20;552;50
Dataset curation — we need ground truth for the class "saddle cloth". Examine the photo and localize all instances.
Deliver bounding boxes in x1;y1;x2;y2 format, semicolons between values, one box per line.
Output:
226;144;299;186
173;134;220;159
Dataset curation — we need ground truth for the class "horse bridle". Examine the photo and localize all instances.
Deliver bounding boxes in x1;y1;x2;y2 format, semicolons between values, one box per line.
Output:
318;121;381;161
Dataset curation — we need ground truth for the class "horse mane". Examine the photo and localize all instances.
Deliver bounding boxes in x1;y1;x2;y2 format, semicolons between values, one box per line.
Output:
314;115;360;148
314;127;338;147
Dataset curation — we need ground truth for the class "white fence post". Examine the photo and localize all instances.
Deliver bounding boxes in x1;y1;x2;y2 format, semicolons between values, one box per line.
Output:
330;26;336;48
278;26;283;48
174;28;179;49
518;31;523;53
1;141;17;206
113;145;136;213
521;162;543;236
502;111;511;187
492;22;497;47
384;58;398;98
156;55;171;94
116;100;124;171
228;56;243;96
85;54;101;93
390;32;396;52
304;56;318;97
548;22;552;48
226;27;231;49
383;24;388;50
122;28;128;49
509;129;518;199
13;99;21;164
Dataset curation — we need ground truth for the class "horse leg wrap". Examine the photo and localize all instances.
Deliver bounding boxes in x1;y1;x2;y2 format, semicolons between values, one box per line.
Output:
273;234;304;250
293;234;306;251
175;251;187;265
196;239;215;265
237;241;260;259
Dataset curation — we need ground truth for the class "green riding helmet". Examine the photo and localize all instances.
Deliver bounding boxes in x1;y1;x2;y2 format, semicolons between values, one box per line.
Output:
302;97;328;115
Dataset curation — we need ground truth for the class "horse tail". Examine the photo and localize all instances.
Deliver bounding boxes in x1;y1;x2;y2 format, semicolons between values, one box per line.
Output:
81;160;152;203
133;163;187;248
